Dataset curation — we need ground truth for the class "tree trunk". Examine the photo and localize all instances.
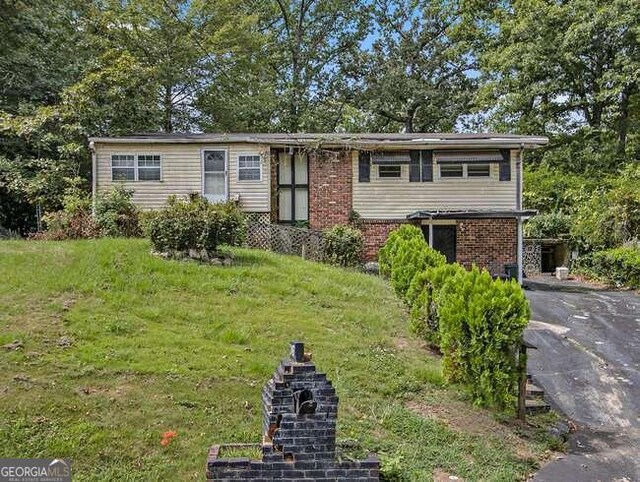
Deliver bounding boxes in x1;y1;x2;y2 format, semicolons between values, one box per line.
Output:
616;84;633;156
163;84;173;133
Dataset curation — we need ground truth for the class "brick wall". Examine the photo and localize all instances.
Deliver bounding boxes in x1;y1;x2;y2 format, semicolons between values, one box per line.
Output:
456;218;517;275
359;220;406;261
308;151;353;230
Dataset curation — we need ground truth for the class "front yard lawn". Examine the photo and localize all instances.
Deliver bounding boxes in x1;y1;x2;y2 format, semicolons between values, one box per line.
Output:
0;239;555;480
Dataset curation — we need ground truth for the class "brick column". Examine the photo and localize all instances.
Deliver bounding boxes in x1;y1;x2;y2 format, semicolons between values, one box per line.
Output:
456;218;517;275
308;151;353;230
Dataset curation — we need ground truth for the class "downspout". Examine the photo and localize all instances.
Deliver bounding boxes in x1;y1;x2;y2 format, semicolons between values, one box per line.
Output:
89;141;97;217
516;144;524;284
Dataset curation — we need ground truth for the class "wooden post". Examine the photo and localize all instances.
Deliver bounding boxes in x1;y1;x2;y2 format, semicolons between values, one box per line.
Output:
517;342;528;420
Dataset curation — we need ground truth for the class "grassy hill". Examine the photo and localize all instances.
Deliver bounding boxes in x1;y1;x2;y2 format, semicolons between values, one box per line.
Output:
0;239;554;480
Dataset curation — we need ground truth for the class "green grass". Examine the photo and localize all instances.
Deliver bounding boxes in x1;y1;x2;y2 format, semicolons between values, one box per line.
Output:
0;239;555;480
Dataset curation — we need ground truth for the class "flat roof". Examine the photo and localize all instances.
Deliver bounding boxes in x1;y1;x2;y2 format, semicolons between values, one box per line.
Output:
407;209;538;220
88;132;548;149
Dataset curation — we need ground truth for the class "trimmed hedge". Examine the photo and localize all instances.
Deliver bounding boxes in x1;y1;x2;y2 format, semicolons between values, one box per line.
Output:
147;194;245;255
576;246;640;288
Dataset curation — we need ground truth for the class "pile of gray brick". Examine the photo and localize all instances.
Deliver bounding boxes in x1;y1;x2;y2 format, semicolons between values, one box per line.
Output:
206;342;379;481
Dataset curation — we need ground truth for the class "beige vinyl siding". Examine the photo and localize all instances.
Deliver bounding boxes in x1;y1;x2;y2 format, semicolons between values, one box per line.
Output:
95;143;270;212
352;150;517;219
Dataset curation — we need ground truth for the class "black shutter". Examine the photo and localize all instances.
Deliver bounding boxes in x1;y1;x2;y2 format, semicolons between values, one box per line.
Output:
409;151;420;182
421;150;433;182
358;152;370;182
499;149;511;181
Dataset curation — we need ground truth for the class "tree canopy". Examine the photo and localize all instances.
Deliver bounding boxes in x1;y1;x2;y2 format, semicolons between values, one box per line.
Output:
0;0;638;240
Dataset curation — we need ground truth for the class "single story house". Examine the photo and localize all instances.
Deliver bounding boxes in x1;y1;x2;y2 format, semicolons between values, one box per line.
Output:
88;133;548;281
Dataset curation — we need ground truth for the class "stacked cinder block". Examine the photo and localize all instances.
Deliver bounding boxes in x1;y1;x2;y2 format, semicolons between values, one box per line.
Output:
207;342;379;481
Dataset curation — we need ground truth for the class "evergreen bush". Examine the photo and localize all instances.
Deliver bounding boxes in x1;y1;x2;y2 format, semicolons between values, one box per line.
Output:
378;224;424;276
389;238;446;301
323;224;364;267
406;263;466;345
437;266;530;408
147;194;245;255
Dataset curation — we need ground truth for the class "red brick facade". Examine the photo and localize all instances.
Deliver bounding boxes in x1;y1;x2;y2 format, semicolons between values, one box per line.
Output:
456;218;517;274
359;220;406;260
308;151;353;230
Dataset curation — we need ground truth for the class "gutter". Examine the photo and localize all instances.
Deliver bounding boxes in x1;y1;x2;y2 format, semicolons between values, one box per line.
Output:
89;141;97;216
516;144;524;284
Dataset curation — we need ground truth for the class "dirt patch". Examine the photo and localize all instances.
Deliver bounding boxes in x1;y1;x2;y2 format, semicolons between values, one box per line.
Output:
433;469;464;481
406;399;535;459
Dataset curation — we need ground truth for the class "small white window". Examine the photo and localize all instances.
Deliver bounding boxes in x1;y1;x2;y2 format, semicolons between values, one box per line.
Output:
111;155;135;181
439;164;463;178
378;165;402;178
137;154;161;181
467;163;490;177
238;155;261;181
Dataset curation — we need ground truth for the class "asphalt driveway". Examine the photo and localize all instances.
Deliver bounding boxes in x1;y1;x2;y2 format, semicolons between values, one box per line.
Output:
524;278;640;481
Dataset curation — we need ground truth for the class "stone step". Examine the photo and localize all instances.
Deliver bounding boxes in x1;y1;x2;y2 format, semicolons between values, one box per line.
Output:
526;382;545;398
525;398;551;414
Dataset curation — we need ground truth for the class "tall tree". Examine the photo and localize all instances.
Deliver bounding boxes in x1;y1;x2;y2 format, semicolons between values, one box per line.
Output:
254;0;370;132
479;0;639;156
356;0;478;133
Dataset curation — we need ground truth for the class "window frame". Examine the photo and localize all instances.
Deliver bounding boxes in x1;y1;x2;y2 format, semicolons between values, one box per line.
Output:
376;164;403;179
237;153;262;182
110;153;162;182
438;163;493;180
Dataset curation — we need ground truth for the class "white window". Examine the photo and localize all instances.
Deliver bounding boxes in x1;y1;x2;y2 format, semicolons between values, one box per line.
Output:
137;154;161;181
111;154;162;181
378;165;402;178
111;155;135;181
238;155;261;181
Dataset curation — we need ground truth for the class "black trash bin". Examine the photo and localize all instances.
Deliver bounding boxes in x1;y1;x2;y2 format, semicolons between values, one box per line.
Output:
504;263;518;280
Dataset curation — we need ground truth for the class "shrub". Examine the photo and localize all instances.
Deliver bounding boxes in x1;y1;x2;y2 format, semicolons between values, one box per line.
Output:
323;224;364;267
575;246;640;288
147;194;245;255
378;224;424;277
406;263;466;346
523;212;572;239
437;266;530;408
95;186;141;237
389;238;446;301
33;189;99;240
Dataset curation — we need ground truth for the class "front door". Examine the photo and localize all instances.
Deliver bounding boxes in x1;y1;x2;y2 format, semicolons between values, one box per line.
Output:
422;224;457;263
433;225;457;263
202;150;227;202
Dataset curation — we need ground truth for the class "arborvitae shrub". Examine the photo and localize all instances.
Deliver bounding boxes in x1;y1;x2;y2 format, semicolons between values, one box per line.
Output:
406;263;466;346
323;224;364;267
148;194;245;254
378;224;424;276
437;266;530;408
389;239;446;301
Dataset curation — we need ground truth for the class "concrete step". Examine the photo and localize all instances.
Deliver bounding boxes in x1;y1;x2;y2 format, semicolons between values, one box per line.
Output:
525;398;551;414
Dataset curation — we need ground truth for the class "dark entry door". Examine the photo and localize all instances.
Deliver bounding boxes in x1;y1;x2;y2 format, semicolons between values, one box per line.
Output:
433;225;456;263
